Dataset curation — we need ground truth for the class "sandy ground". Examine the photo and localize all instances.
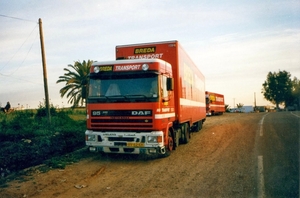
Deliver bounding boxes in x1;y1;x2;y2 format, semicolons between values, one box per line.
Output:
0;113;263;198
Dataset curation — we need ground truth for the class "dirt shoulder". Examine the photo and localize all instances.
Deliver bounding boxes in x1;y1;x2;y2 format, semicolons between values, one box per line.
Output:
0;113;263;198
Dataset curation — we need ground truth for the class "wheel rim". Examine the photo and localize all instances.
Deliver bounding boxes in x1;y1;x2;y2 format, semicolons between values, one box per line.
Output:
167;136;174;151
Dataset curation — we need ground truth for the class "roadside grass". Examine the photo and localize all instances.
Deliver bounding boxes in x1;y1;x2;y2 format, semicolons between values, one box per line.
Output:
0;105;88;185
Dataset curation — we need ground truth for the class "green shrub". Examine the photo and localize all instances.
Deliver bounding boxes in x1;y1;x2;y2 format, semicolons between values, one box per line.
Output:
0;111;39;141
35;101;57;118
0;105;86;174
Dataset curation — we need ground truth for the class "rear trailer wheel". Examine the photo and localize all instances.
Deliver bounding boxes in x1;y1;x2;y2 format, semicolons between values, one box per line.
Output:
182;123;190;144
192;120;202;132
197;120;203;132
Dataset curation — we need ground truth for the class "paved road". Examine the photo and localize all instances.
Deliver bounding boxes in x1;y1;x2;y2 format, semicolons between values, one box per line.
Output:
257;111;299;197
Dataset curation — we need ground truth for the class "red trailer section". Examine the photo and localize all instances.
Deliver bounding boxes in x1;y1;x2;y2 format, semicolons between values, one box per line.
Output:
205;91;225;115
85;40;206;157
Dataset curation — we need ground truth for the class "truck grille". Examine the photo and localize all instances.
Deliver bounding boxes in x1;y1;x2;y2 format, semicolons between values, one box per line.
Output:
91;119;152;123
91;118;153;128
90;110;153;129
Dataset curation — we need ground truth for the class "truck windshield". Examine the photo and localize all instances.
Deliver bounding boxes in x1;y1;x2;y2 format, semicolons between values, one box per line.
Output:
88;75;159;100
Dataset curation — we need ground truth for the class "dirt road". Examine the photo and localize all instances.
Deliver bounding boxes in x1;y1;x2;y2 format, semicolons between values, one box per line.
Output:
1;113;267;197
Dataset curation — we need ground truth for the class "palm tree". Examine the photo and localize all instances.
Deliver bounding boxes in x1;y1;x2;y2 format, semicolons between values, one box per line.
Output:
56;60;93;107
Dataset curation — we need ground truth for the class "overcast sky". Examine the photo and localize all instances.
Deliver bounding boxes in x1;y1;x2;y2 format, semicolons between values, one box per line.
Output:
0;0;299;109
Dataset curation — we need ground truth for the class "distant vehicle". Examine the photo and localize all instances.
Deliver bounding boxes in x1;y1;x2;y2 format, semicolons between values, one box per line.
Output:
230;106;253;113
255;106;266;112
230;108;242;113
84;40;206;157
205;91;225;115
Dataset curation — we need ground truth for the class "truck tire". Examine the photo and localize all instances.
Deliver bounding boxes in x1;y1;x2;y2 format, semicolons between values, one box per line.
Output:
182;123;190;144
160;130;174;158
192;120;202;132
197;120;203;132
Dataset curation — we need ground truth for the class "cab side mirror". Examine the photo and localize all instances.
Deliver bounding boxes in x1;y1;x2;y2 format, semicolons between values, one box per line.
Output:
81;79;87;99
82;87;87;99
167;78;174;91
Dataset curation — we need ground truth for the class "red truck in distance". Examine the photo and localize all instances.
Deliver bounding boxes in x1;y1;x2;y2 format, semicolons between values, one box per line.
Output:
205;91;225;116
85;40;206;157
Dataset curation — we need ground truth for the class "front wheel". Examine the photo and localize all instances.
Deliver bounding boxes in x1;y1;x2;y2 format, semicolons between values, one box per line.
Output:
159;130;174;158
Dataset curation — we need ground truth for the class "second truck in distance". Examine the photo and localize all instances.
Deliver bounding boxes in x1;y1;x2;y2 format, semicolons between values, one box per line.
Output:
205;91;225;116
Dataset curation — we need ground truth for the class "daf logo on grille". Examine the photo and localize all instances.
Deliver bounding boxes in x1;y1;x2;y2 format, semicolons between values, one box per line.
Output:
132;111;151;116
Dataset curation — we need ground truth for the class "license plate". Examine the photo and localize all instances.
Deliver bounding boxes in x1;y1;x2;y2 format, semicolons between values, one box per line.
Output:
127;142;145;147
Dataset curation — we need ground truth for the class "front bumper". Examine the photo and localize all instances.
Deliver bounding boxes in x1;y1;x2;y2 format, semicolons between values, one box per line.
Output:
85;130;165;155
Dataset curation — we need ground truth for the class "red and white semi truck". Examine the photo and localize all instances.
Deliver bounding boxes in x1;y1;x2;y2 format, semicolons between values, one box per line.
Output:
205;91;225;115
85;40;206;157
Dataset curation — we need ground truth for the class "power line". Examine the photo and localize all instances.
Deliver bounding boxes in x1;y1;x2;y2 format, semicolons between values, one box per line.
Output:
0;14;37;23
0;72;43;85
0;24;39;73
0;15;41;83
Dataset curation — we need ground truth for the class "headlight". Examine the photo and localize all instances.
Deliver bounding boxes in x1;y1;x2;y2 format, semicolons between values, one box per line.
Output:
94;66;100;73
142;64;149;71
147;136;162;143
86;135;96;141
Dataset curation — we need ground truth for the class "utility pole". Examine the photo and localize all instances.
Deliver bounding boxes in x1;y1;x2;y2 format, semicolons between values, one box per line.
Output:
254;92;257;107
39;18;51;124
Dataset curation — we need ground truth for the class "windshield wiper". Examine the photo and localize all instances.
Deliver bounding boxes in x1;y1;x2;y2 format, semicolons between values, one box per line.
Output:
125;94;148;99
106;95;126;99
89;94;153;103
90;95;107;98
